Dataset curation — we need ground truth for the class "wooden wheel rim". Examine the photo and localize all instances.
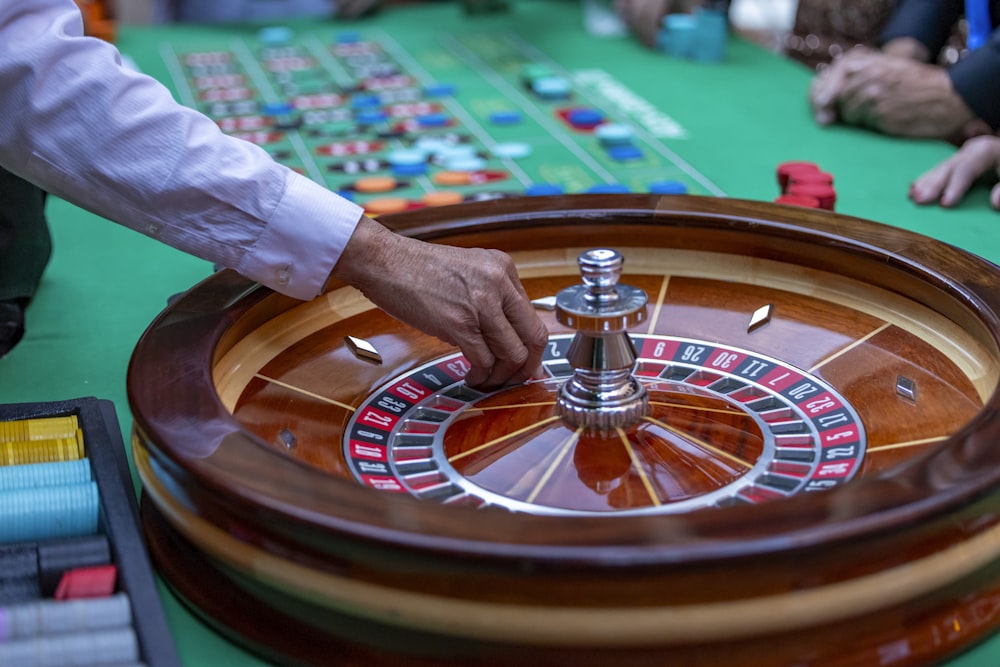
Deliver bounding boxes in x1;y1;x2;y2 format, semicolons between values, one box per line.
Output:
129;194;1000;660
134;442;1000;645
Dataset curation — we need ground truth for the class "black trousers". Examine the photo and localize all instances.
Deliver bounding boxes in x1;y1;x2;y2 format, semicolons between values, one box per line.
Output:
0;167;51;303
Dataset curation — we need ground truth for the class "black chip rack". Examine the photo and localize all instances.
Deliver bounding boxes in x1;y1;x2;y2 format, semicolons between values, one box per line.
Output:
0;397;181;667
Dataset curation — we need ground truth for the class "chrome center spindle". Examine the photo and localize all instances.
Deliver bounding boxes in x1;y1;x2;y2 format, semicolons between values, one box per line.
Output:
555;249;649;431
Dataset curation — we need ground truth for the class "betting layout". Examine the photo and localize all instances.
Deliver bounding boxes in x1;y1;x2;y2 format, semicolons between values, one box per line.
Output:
160;24;722;213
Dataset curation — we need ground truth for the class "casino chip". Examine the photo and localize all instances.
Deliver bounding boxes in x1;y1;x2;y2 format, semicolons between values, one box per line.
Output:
433;171;473;186
787;182;836;210
413;136;453;154
261;101;294;116
391;163;427;177
586;183;631;194
776;161;821;192
606;145;643;162
387;148;427;167
432;144;477;162
355;109;388;125
566;108;604;129
488;110;522;126
423;83;457;98
776;160;837;210
520;63;554;88
788;170;834;188
445;156;487;172
422;191;465;207
594;123;635;146
354;176;398;193
415;113;450;128
333;31;361;44
774;193;822;209
492;142;532;159
350;94;382;109
648;180;688;195
363;197;410;215
531;76;572;100
524;183;565;196
258;26;293;47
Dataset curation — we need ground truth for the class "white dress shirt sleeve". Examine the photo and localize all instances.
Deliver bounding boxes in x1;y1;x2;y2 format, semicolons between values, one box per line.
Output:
0;0;364;300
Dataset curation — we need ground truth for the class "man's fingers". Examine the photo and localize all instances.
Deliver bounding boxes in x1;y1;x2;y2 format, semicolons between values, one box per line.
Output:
943;157;990;207
837;88;876;127
809;72;841;124
810;66;858;125
834;63;888;127
809;49;874;119
811;50;902;129
337;231;547;390
473;321;528;390
500;285;548;383
458;332;496;389
909;167;950;205
464;279;547;390
911;136;1000;207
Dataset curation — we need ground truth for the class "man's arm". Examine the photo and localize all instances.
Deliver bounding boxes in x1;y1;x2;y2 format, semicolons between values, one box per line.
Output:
0;0;547;386
0;0;360;300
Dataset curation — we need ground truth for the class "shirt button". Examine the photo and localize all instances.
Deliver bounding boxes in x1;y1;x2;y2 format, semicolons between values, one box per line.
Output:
147;222;161;235
277;267;291;285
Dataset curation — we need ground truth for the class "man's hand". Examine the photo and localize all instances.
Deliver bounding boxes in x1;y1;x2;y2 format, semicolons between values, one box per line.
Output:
329;216;548;389
809;48;978;140
909;135;1000;209
615;0;669;49
615;0;701;49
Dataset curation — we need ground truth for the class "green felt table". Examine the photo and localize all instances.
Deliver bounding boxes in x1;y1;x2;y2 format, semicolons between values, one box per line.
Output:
2;1;999;664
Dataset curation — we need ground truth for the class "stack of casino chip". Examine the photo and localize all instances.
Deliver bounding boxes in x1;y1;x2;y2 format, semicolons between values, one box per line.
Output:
656;6;728;63
775;161;836;210
386;148;427;177
521;64;571;100
594;123;643;162
0;417;98;545
0;414;147;667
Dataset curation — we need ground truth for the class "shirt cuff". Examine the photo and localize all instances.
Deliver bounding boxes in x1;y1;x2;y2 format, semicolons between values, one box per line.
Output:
237;172;364;300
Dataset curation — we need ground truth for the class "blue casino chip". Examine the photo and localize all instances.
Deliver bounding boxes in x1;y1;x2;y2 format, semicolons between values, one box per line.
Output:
524;183;566;196
586;183;631;194
648;180;689;195
607;145;643;161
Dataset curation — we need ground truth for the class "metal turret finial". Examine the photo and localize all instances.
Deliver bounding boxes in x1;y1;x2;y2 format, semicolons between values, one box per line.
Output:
554;249;649;431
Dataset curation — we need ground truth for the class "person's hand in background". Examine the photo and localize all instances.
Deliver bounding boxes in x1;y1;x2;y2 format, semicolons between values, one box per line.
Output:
809;47;985;141
909;135;1000;209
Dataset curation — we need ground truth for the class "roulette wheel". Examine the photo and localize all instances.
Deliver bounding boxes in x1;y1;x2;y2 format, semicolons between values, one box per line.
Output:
128;194;1000;666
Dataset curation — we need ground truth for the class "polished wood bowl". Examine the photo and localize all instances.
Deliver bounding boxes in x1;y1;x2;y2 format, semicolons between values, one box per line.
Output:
129;194;1000;666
